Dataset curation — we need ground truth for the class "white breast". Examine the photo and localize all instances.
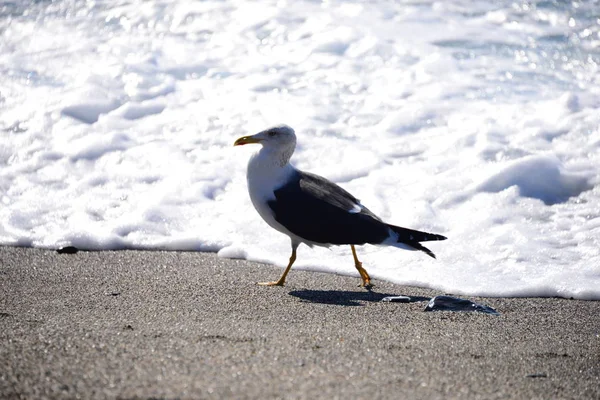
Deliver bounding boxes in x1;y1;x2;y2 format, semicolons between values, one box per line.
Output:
246;151;297;238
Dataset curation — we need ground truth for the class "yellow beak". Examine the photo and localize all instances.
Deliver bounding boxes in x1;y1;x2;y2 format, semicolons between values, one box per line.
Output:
233;135;262;146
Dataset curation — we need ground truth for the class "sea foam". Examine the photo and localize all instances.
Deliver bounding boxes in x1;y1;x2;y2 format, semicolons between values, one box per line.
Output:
1;0;599;299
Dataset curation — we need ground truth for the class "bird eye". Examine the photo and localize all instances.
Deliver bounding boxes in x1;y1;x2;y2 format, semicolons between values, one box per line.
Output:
268;130;277;137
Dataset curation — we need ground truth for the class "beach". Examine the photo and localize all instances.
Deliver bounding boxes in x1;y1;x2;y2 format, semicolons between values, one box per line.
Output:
1;246;598;399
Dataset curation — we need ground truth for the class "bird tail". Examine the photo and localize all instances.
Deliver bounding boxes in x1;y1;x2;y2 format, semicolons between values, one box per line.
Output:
387;224;447;259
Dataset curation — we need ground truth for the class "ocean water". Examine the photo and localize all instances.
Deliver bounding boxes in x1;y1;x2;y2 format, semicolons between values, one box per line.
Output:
1;0;599;299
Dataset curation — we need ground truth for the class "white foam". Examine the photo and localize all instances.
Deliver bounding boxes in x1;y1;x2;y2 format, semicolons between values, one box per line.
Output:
1;0;599;299
476;155;592;205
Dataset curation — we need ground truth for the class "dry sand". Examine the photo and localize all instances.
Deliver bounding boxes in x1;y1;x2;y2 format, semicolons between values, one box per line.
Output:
1;246;598;399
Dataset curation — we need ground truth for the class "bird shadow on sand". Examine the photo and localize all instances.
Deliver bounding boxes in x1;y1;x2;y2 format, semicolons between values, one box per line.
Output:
288;289;430;307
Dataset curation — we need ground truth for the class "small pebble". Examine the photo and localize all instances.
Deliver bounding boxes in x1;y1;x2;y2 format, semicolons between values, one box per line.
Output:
526;373;548;378
424;295;500;315
57;246;79;254
381;295;412;303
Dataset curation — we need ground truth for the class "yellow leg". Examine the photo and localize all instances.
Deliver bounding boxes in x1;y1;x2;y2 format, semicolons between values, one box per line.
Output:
258;246;297;286
351;245;372;288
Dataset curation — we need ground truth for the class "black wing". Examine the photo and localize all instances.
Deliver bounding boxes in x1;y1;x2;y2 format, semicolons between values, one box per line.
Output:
267;171;389;245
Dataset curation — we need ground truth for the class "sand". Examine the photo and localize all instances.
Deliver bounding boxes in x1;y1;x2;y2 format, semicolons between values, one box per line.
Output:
1;246;598;399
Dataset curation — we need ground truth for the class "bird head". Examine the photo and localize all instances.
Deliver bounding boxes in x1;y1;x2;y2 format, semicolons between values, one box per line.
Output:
234;125;297;166
234;125;296;149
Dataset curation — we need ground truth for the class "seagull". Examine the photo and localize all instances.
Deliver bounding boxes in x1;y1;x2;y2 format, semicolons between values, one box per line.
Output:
234;125;446;288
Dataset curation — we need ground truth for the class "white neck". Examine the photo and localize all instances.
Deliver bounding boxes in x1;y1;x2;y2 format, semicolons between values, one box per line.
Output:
247;147;295;193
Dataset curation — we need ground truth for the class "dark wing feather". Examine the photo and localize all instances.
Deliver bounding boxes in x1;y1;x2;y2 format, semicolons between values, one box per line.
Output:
267;171;389;245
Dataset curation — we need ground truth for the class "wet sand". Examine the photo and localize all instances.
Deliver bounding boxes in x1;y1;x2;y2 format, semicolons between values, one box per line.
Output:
1;246;598;399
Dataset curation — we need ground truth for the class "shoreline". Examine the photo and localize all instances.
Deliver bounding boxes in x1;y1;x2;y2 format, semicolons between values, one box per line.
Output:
1;246;599;399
